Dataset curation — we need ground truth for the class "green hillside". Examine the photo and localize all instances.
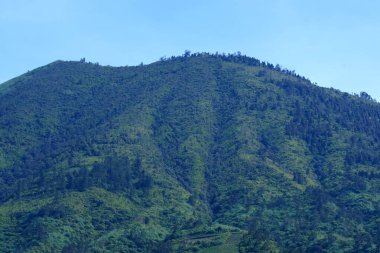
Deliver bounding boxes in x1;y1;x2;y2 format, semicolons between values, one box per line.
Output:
1;53;380;252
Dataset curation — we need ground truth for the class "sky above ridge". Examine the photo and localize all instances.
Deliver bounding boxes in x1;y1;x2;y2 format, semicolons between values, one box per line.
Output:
1;0;380;100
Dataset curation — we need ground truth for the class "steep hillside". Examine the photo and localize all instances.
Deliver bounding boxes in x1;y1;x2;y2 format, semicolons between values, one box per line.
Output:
1;53;380;252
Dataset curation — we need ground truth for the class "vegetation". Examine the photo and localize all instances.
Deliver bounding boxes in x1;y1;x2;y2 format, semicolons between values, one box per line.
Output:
0;52;380;252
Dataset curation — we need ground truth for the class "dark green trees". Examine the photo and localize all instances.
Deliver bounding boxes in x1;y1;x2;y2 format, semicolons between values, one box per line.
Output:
65;156;152;193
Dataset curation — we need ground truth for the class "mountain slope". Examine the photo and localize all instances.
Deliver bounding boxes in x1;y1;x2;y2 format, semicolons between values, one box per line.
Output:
1;53;380;252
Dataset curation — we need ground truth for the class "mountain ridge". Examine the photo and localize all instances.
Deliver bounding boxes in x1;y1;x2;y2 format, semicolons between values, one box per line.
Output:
0;53;380;252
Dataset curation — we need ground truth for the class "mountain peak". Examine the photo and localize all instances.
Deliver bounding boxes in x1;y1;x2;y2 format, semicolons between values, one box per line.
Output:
0;53;380;252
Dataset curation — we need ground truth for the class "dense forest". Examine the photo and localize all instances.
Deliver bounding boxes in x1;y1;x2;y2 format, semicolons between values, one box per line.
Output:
0;52;380;252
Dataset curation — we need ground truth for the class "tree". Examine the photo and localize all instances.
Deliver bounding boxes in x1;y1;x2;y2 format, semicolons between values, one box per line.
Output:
77;168;89;192
360;91;373;101
183;50;191;57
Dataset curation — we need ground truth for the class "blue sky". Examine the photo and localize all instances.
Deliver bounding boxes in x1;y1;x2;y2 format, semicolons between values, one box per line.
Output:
1;0;380;99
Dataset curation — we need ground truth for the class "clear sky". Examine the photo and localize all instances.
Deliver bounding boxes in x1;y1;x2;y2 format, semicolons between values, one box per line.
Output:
1;0;380;100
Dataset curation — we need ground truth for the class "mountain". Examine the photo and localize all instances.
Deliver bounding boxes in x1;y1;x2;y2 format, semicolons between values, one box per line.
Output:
0;53;380;252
